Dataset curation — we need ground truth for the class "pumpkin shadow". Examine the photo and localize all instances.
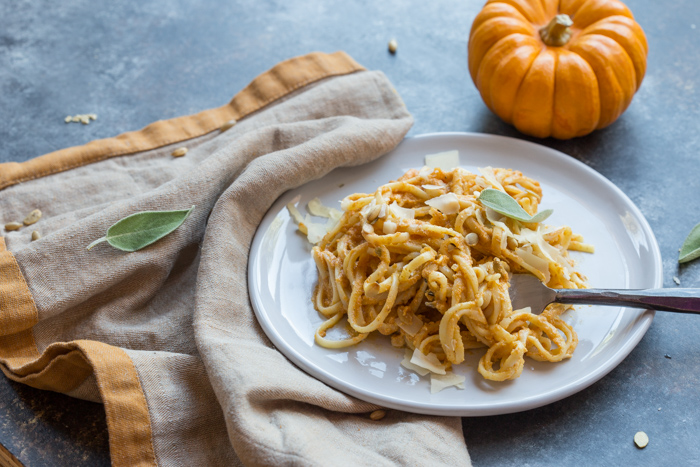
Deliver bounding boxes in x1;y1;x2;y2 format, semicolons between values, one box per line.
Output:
468;105;636;170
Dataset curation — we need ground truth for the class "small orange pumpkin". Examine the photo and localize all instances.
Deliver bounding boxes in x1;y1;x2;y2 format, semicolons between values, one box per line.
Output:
468;0;648;139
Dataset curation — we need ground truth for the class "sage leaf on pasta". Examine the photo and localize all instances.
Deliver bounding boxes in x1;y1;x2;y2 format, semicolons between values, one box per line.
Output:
87;206;195;252
478;188;552;223
679;222;700;263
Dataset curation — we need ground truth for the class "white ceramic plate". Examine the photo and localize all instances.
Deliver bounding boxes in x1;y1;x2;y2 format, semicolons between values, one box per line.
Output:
248;132;662;416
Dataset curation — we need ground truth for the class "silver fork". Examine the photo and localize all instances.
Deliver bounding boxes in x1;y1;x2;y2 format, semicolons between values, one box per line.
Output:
508;274;700;315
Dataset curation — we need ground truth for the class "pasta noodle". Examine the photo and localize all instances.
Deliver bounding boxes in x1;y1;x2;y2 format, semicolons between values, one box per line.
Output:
310;166;592;381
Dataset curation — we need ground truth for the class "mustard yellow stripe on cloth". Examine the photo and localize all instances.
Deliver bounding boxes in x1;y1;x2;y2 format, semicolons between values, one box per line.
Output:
0;51;364;191
0;237;39;336
0;237;41;367
0;237;156;466
0;342;156;467
75;341;157;467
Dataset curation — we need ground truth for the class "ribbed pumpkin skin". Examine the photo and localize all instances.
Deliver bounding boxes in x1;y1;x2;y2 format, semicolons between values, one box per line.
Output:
468;0;648;139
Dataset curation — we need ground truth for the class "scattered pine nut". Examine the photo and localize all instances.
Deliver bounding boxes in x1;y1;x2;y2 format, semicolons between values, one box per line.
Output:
220;119;237;132
65;114;97;125
634;431;649;449
23;209;42;226
4;222;22;231
388;39;398;54
171;147;188;158
369;410;386;421
673;276;681;285
31;231;41;241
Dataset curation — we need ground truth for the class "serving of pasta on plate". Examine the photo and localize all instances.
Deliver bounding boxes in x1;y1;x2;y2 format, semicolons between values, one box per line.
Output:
300;162;593;384
252;133;658;413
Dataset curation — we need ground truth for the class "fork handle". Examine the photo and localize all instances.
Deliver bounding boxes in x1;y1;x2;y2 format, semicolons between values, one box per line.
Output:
555;288;700;314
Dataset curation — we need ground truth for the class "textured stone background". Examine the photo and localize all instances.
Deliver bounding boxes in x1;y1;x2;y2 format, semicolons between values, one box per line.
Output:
1;0;699;465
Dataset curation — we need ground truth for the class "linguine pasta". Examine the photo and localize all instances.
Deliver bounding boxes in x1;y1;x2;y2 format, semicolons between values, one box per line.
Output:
310;166;592;382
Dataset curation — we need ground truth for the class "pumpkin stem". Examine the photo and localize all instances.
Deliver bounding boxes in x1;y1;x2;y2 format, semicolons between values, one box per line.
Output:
539;14;574;47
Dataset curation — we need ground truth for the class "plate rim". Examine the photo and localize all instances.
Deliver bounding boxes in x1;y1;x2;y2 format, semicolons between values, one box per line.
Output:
248;131;663;416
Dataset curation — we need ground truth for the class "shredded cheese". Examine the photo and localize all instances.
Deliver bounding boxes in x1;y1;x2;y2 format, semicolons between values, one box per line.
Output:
430;372;466;393
410;348;446;375
477;166;506;191
515;248;551;283
400;349;430;376
304;215;328;244
424;150;460;170
422;184;445;197
287;197;343;244
425;193;460;215
308;197;342;221
388;201;415;220
383;220;398;234
397;315;423;336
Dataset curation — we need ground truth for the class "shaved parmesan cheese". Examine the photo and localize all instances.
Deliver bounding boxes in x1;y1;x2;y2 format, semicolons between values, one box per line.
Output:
485;207;514;237
287;197;341;244
383;220;397;234
519;228;557;263
515;248;551;284
360;199;377;219
421;184;445;197
519;228;575;279
304;215;327;244
425;150;460;170
388;202;415;220
308;197;342;221
397;315;423;336
425;193;460;215
430;372;466;393
340;196;352;211
401;349;430;376
410;348;446;375
286;200;309;235
418;166;433;177
286;200;305;225
477;166;505;191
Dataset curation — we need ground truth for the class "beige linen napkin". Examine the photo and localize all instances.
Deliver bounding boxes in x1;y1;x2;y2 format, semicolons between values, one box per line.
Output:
0;51;471;466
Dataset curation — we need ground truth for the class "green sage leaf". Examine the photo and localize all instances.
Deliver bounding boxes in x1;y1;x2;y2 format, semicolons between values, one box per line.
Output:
679;222;700;263
87;206;195;252
478;188;552;224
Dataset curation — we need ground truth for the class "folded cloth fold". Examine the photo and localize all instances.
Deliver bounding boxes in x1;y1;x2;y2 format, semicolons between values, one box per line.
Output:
0;51;471;466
